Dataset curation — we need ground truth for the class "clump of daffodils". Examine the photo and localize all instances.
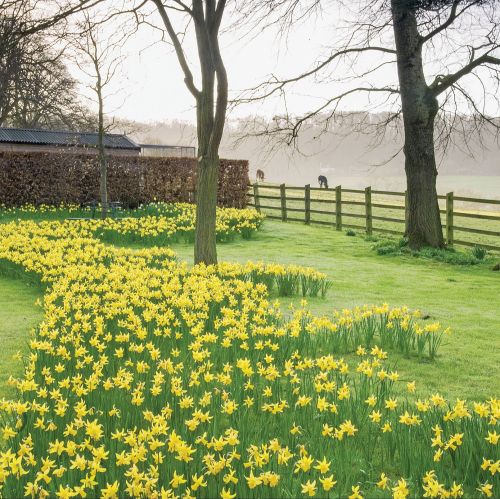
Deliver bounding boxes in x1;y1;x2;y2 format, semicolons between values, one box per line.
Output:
0;202;265;243
0;220;497;499
95;203;265;244
195;261;333;298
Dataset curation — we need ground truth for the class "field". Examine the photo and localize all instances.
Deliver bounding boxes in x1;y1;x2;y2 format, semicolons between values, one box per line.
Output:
314;176;500;201
0;204;499;499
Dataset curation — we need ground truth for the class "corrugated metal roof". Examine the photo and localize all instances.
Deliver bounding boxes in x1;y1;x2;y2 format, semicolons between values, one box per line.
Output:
0;127;140;150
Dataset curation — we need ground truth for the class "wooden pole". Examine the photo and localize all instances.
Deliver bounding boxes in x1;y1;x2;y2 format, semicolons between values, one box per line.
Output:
365;186;372;236
280;183;287;222
446;191;454;245
305;184;311;224
253;183;261;213
335;185;342;231
404;190;409;228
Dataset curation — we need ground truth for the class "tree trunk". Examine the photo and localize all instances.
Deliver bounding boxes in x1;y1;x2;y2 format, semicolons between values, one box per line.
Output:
194;155;219;265
160;0;229;266
404;122;443;248
192;50;221;265
391;0;444;249
97;84;107;219
99;149;108;220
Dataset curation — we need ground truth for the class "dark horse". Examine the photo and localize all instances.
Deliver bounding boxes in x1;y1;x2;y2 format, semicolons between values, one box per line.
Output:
256;169;265;182
318;175;328;189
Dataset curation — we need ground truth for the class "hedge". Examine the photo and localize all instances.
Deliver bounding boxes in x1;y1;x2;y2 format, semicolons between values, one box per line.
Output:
0;151;249;208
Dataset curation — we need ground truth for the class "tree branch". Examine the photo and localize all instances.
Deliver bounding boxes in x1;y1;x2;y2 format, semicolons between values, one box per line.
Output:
265;86;400;145
213;0;226;33
208;0;228;155
431;52;500;96
151;0;201;98
419;0;461;45
234;46;397;105
171;0;194;15
18;0;104;38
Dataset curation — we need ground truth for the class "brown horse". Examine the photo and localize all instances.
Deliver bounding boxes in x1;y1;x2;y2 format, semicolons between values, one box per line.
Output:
256;169;265;182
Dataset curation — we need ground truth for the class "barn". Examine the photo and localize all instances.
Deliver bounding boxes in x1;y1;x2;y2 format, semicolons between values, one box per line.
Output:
0;126;141;156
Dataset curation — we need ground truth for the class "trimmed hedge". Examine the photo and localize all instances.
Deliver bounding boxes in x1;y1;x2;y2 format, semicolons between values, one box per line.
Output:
0;152;249;208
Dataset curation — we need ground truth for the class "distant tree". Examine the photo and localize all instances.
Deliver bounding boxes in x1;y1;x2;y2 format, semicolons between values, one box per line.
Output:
0;8;91;130
238;0;500;249
71;12;128;219
4;0;231;264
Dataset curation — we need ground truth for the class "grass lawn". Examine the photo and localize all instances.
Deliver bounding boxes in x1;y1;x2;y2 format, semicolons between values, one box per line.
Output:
171;220;500;401
1;216;498;402
0;275;43;399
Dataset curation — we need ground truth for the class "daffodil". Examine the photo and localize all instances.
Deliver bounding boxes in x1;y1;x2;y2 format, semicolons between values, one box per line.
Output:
301;480;317;497
101;481;120;499
319;474;337;491
220;487;236;499
349;485;363;499
377;473;389;490
477;483;493;498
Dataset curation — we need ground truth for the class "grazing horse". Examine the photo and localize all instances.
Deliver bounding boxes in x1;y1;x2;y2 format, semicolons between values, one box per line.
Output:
318;175;328;189
256;169;265;182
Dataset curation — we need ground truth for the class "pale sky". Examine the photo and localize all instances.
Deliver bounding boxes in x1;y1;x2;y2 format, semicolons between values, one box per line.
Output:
70;3;499;127
85;14;348;124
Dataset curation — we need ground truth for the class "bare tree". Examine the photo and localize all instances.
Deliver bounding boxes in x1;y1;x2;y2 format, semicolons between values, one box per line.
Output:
237;0;500;249
2;0;230;264
392;0;499;248
0;10;91;129
71;12;128;219
149;0;229;265
0;11;25;124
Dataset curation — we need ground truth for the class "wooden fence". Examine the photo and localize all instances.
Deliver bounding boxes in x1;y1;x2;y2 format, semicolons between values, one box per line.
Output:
247;183;500;252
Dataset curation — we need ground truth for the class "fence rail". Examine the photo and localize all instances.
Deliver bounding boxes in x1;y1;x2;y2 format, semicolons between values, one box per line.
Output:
248;183;500;252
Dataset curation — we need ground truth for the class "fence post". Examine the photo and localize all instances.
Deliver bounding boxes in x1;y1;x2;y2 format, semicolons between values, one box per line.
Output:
335;185;342;231
253;183;261;213
280;183;287;222
446;191;454;245
404;190;409;228
365;186;372;236
305;184;311;224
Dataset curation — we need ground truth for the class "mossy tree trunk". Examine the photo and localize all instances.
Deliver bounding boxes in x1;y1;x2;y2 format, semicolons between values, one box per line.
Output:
391;0;444;249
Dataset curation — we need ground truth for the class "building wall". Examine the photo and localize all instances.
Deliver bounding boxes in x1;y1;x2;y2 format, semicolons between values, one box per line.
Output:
0;143;140;156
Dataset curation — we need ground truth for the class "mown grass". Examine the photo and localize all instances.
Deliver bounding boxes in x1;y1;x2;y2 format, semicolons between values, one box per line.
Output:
0;214;498;402
0;275;43;399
